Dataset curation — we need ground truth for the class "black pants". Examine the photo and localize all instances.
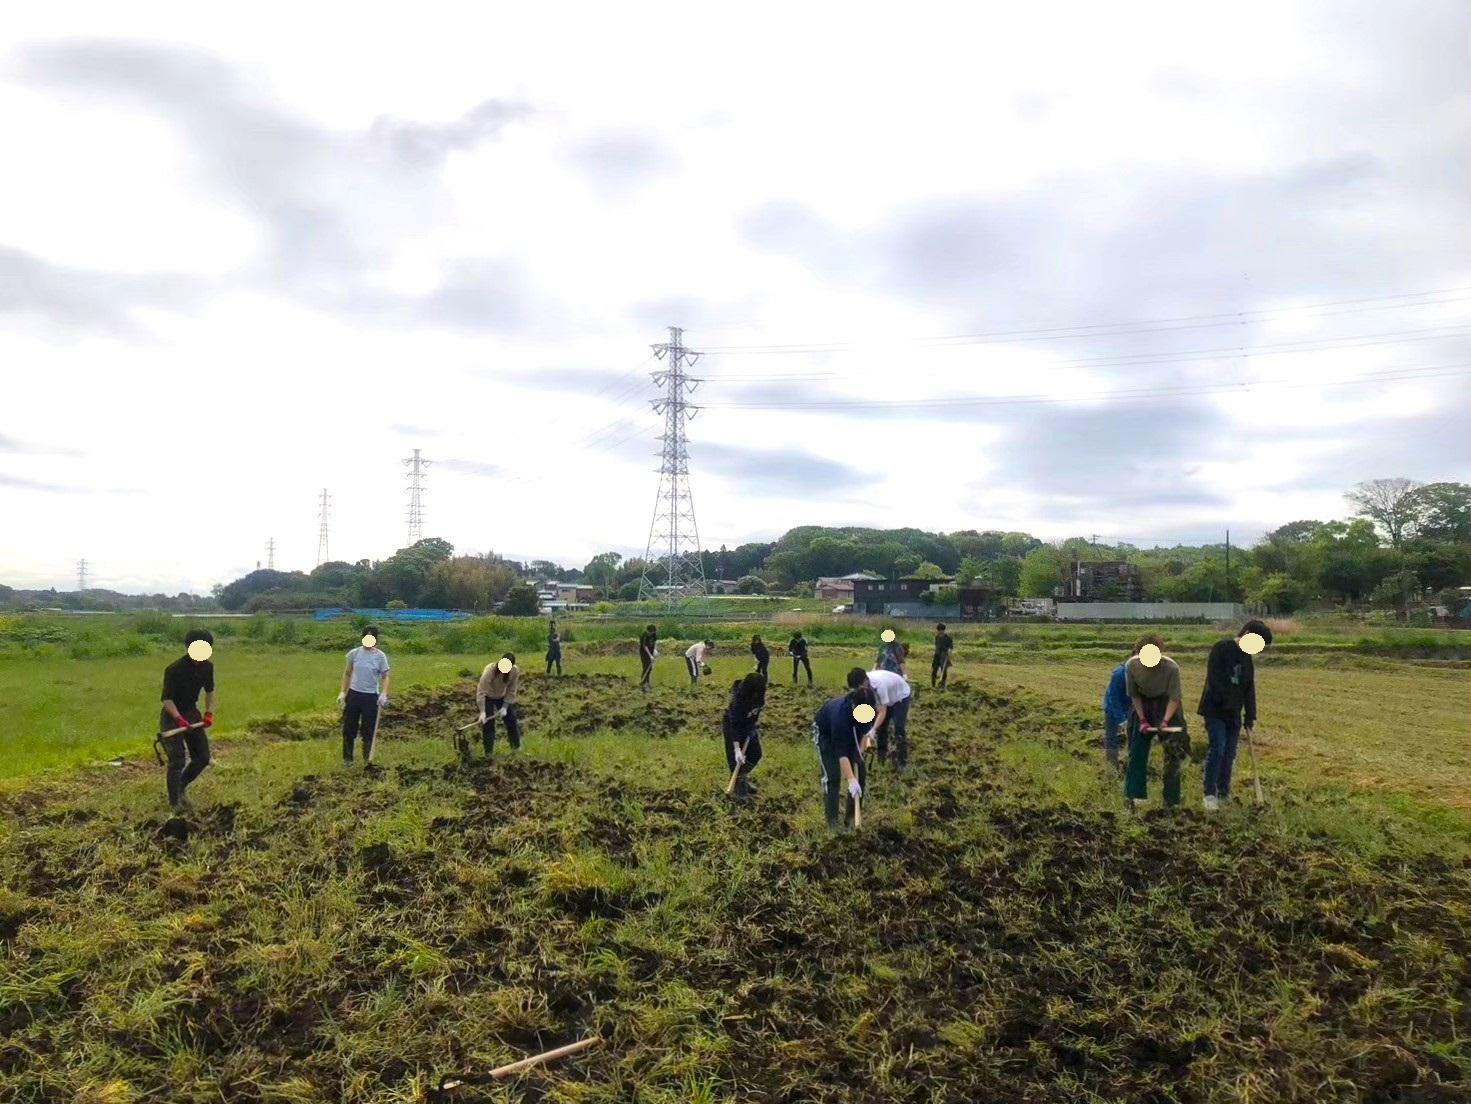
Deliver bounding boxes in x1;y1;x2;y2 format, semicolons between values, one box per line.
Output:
160;710;210;806
932;654;951;687
818;742;866;829
725;722;764;775
687;656;701;684
792;654;812;684
547;651;562;675
481;699;521;755
755;657;769;681
640;654;654;689
875;696;911;768
342;689;380;762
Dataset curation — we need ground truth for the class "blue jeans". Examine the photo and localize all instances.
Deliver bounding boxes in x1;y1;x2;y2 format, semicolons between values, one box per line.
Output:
1103;715;1125;765
1203;715;1241;797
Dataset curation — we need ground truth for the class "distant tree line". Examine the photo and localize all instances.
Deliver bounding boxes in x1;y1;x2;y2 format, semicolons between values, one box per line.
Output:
11;478;1464;616
0;586;217;613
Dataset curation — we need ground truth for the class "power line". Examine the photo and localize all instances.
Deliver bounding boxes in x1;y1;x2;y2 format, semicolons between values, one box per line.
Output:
699;362;1471;411
639;326;707;604
699;284;1471;355
404;449;431;546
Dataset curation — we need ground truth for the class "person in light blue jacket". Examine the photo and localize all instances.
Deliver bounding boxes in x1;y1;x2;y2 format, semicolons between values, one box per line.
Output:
1101;642;1139;771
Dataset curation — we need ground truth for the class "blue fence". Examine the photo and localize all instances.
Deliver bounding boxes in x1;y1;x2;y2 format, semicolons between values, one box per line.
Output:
310;608;472;623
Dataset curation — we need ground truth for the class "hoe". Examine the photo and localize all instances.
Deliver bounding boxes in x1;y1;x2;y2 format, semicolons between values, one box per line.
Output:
436;1035;601;1097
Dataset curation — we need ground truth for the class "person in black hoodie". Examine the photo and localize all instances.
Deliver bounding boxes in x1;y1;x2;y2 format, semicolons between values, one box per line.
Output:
1197;619;1273;810
638;625;658;692
750;634;770;681
789;631;813;685
724;672;767;799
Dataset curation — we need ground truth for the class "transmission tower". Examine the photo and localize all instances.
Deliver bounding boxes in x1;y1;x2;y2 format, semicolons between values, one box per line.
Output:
316;489;332;566
266;537;276;570
77;558;89;591
404;448;431;546
638;326;707;604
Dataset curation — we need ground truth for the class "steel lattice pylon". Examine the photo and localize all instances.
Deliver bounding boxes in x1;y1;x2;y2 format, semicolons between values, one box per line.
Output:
638;326;707;605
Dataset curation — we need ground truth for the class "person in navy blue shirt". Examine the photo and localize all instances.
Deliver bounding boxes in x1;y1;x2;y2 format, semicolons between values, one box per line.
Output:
1101;642;1139;771
812;668;874;829
724;672;766;799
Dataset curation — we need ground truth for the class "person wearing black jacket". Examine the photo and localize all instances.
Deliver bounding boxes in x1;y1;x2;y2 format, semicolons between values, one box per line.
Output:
159;629;217;810
1197;619;1272;810
789;631;813;685
724;672;767;798
813;668;874;829
750;635;770;681
931;623;954;688
638;625;657;692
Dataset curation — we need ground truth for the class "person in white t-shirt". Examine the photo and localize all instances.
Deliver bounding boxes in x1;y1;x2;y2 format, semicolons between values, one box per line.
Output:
685;640;715;685
864;667;913;770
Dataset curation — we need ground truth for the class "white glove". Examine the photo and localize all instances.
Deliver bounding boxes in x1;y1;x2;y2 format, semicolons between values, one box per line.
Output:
848;778;863;800
478;712;487;725
378;694;389;708
495;706;507;719
336;691;346;705
733;747;746;766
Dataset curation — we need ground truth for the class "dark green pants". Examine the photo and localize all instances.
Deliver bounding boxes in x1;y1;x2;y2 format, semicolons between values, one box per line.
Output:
1123;699;1189;806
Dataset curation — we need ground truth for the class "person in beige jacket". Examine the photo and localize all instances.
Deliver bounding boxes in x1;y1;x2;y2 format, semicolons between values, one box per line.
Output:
475;652;522;757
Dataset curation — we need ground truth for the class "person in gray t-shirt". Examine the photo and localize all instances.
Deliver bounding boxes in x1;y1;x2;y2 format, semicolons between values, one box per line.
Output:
338;626;391;765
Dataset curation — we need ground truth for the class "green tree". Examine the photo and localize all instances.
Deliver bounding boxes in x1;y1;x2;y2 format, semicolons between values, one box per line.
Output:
1019;547;1065;597
980;558;1022;596
582;552;623;599
893;553;923;577
1407;482;1471;542
955;557;982;586
1243;569;1311;613
499;584;540;615
735;575;767;594
912;561;948;580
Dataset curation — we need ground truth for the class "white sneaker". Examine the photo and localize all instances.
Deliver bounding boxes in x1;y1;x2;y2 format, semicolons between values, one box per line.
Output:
1203;795;1220;812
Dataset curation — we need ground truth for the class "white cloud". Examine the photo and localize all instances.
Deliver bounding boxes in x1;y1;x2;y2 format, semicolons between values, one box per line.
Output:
2;1;1469;592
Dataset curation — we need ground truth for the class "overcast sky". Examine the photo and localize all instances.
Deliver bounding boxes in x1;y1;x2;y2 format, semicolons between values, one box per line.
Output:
3;1;1469;594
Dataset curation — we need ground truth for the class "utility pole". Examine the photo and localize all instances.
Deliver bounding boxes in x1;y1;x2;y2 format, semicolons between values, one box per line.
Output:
1225;529;1231;603
316;489;332;566
266;537;276;570
638;326;707;604
77;558;89;592
404;449;431;546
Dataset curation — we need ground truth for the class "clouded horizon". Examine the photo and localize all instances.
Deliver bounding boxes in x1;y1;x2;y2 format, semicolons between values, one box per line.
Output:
3;2;1469;594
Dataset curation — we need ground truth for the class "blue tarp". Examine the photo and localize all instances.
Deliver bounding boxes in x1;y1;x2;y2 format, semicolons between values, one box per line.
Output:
311;607;471;622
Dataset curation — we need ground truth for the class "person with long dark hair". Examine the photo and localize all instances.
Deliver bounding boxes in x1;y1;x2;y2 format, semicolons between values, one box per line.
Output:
750;634;770;681
638;624;658;692
724;672;767;799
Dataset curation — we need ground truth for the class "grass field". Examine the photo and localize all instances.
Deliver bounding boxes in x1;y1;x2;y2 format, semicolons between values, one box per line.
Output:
3;617;1470;1101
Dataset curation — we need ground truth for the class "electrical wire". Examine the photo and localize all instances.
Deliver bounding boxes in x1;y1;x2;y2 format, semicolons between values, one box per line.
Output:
700;362;1471;410
699;284;1471;355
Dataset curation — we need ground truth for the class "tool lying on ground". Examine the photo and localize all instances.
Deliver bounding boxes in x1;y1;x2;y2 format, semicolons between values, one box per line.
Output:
1244;726;1267;805
437;1035;602;1095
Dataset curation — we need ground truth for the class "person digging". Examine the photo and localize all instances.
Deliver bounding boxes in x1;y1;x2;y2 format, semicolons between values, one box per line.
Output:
159;628;217;811
638;624;658;692
789;630;813;685
931;623;954;689
750;634;770;682
546;628;563;676
724;672;767;799
1101;639;1143;772
1198;619;1273;809
338;625;390;768
812;668;875;830
476;652;522;758
864;665;913;771
1123;635;1189;811
685;639;715;686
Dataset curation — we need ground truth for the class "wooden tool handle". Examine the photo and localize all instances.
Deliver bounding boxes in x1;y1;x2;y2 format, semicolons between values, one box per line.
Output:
490;1036;601;1080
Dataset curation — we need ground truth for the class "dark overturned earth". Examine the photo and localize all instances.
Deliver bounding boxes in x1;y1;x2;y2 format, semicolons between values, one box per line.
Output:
2;675;1469;1103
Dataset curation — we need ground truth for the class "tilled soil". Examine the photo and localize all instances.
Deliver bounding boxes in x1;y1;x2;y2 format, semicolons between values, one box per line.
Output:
1;675;1469;1103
